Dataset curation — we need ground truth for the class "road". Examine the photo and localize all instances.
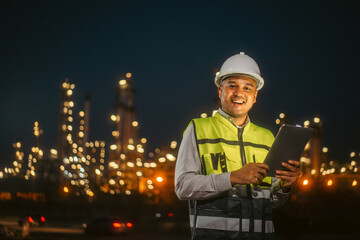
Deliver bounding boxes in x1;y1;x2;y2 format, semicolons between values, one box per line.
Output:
2;218;360;240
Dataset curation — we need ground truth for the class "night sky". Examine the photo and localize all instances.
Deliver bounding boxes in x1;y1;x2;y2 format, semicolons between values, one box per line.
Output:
1;0;359;167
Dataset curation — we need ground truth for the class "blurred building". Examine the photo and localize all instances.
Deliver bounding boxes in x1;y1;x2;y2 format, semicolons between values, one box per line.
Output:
107;73;147;195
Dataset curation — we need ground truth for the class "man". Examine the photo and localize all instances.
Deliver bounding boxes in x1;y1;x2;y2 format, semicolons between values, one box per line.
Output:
175;52;300;240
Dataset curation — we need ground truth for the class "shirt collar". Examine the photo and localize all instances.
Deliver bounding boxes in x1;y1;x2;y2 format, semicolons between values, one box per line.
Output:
217;108;250;128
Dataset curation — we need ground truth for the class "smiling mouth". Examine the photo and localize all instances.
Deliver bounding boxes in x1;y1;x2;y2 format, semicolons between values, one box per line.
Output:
231;99;246;104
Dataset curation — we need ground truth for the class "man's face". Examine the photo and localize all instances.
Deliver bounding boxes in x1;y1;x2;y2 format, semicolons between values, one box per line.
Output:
218;76;258;124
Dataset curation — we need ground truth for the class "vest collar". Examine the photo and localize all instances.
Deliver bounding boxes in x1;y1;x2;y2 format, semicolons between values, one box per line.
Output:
215;108;251;134
216;108;250;127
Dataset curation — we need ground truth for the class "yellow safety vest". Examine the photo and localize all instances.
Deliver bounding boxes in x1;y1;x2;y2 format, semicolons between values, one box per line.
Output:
189;112;276;240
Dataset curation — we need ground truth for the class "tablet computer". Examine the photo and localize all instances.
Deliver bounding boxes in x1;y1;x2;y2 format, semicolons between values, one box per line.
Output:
264;124;313;177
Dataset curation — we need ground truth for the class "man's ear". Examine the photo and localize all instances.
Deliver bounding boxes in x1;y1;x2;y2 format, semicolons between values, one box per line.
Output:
218;85;222;99
253;90;258;103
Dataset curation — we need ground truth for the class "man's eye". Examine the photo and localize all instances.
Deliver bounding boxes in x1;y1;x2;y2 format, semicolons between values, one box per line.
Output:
229;85;236;88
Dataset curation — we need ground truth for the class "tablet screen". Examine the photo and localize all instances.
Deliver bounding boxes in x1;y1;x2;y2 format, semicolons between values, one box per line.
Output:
264;124;313;177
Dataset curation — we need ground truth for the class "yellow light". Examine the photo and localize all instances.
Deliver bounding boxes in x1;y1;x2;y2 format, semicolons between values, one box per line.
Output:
69;101;74;107
275;119;280;125
111;115;117;121
67;89;73;96
63;187;69;193
279;113;285;119
215;71;219;76
304;120;310;127
322;147;328;153
128;144;135;150
303;179;309;186
170;141;177;149
314;117;320;123
350;152;356;158
112;131;119;137
119;79;127;86
200;113;207;118
141;138;147;143
352;180;358;187
327;179;333;186
126;73;132;78
156;176;163;182
132;121;138;127
109;161;119;169
79;111;84;117
158;157;166;163
70;84;75;89
166;153;176;161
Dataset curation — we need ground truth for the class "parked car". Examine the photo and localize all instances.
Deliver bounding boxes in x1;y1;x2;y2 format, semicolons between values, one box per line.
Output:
84;216;133;235
19;214;46;227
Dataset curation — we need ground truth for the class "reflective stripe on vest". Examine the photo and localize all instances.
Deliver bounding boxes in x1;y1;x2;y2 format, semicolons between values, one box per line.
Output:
190;215;275;233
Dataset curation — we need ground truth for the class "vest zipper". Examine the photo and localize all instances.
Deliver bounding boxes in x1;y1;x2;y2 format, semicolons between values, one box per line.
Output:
238;127;255;237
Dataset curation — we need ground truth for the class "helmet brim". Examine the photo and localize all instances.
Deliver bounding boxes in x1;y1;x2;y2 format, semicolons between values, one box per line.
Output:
215;72;264;90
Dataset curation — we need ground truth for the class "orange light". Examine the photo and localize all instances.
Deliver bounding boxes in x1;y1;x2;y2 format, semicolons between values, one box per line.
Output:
156;176;163;183
327;179;333;186
113;222;121;228
28;216;34;223
352;180;358;187
302;179;309;186
126;222;133;228
63;187;69;193
40;216;45;222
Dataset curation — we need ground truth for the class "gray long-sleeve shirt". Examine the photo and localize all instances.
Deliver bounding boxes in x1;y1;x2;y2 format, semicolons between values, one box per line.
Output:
175;109;289;207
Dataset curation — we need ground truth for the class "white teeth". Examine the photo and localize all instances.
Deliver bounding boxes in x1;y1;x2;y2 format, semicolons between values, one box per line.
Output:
233;100;245;104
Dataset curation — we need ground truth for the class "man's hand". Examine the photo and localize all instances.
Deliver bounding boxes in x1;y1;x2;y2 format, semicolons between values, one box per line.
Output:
275;160;301;192
230;163;269;186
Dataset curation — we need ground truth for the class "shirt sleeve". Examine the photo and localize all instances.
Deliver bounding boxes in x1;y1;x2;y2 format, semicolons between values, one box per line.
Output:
270;177;290;208
175;123;233;200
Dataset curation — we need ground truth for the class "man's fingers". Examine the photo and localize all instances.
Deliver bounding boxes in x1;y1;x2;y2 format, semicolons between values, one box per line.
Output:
257;163;269;171
281;162;299;172
276;175;295;183
288;160;300;166
276;170;296;176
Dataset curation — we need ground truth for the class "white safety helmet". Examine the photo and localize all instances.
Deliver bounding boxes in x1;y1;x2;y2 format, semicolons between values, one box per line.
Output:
215;52;264;90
